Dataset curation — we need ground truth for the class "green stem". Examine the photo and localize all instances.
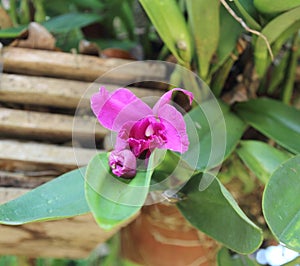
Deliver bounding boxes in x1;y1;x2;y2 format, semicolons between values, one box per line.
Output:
267;50;290;95
20;0;30;25
119;0;135;41
9;0;18;26
157;44;169;60
282;31;300;105
32;0;46;23
210;54;236;97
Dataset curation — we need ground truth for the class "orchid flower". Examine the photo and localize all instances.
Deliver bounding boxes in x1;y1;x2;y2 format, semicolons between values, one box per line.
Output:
91;87;193;178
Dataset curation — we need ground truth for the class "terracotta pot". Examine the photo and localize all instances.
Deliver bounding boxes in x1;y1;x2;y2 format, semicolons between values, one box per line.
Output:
121;203;219;266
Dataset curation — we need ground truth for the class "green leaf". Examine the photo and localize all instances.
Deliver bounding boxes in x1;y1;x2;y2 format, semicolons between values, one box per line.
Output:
217;247;259;266
234;98;300;154
254;6;300;76
0;25;27;38
213;5;243;71
177;173;263;254
263;155;300;252
150;150;195;194
233;0;261;30
0;13;102;39
236;140;292;184
0;168;89;225
54;28;84;51
186;101;246;171
85;152;153;230
139;0;193;65
43;13;103;34
254;0;300;14
186;0;220;80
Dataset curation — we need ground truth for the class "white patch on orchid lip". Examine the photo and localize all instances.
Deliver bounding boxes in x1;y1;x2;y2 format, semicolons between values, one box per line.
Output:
145;124;154;137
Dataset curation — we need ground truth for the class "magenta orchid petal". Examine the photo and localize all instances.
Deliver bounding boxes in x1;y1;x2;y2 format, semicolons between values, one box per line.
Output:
157;104;189;153
153;88;194;114
109;149;136;178
91;87;152;131
91;86;110;118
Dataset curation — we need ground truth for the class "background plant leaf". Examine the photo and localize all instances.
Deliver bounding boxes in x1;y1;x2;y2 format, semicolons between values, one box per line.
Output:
177;173;263;254
186;0;220;80
85;152;153;230
43;13;103;34
263;155;300;252
234;98;300;154
0;168;89;225
253;0;300;14
139;0;193;65
212;5;243;72
0;12;102;39
236;140;292;184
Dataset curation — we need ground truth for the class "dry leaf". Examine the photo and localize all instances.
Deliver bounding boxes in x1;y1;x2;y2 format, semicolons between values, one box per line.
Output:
78;39;100;56
10;22;56;50
0;7;13;29
101;48;135;60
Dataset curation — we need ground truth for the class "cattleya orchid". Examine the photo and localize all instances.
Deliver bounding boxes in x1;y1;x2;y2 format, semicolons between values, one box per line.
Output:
91;87;193;178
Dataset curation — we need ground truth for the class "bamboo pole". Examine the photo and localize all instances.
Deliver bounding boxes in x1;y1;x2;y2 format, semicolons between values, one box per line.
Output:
2;47;168;84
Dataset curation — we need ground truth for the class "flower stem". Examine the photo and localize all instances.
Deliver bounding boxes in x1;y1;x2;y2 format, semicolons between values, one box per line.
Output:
211;53;236;97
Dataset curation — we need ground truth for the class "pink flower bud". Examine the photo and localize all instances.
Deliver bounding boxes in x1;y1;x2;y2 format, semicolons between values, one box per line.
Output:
109;149;137;178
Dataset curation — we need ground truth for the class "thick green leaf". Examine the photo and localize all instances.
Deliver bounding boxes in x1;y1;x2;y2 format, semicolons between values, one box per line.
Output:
186;0;220;80
263;155;300;252
186;101;246;171
177;173;263;254
139;0;193;65
236;140;292;184
217;247;259;266
234;98;300;154
0;168;89;225
254;0;300;14
85;152;153;230
254;6;300;76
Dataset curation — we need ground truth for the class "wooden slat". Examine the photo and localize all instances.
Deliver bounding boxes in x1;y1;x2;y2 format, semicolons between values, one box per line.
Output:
0;188;139;258
0;107;107;141
0;140;98;171
0;74;164;109
0;187;28;204
0;171;53;188
2;47;168;83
